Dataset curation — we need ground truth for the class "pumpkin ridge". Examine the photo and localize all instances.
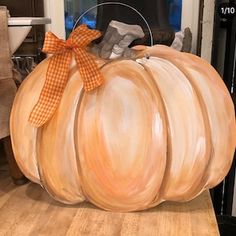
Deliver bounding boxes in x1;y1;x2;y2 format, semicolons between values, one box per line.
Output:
147;46;235;190
36;64;86;204
138;60;205;203
148;57;213;200
10;59;52;183
75;60;167;211
149;46;235;189
134;60;170;205
138;56;210;201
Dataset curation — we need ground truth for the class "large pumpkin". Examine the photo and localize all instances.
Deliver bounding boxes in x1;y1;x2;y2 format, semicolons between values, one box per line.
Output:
10;45;236;212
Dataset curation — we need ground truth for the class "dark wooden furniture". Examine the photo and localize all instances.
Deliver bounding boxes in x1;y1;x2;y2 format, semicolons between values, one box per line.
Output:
0;137;28;185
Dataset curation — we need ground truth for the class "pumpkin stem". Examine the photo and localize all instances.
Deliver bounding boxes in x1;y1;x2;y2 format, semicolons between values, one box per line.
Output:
91;20;145;60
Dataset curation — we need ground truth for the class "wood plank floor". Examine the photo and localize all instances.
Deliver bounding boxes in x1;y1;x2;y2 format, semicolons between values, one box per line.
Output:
0;165;220;236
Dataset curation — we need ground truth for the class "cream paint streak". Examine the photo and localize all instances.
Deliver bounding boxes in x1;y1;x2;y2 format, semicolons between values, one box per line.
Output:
138;57;210;201
10;60;50;183
139;45;236;190
37;66;85;204
76;60;167;211
185;67;235;188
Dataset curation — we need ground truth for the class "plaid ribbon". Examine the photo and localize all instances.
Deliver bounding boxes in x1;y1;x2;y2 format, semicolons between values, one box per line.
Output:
29;25;103;127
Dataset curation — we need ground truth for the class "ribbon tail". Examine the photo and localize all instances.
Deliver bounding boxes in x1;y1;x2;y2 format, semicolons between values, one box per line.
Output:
29;51;72;127
74;48;104;92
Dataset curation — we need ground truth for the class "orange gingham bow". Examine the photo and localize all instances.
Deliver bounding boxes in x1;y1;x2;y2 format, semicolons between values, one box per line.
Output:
29;24;103;127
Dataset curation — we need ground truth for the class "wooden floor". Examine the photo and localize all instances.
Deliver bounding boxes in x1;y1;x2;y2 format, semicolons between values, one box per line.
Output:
0;164;220;236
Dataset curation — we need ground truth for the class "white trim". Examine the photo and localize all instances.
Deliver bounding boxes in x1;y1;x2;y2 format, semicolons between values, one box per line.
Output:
200;0;215;63
44;0;66;39
181;0;200;54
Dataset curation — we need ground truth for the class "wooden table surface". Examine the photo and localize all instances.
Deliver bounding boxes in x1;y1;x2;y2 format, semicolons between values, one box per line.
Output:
0;165;220;236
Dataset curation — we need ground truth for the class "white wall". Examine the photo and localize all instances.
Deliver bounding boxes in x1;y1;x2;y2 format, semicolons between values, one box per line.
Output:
44;0;66;39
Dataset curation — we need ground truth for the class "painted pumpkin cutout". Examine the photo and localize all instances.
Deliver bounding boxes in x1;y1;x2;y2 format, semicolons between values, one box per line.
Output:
10;25;236;212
